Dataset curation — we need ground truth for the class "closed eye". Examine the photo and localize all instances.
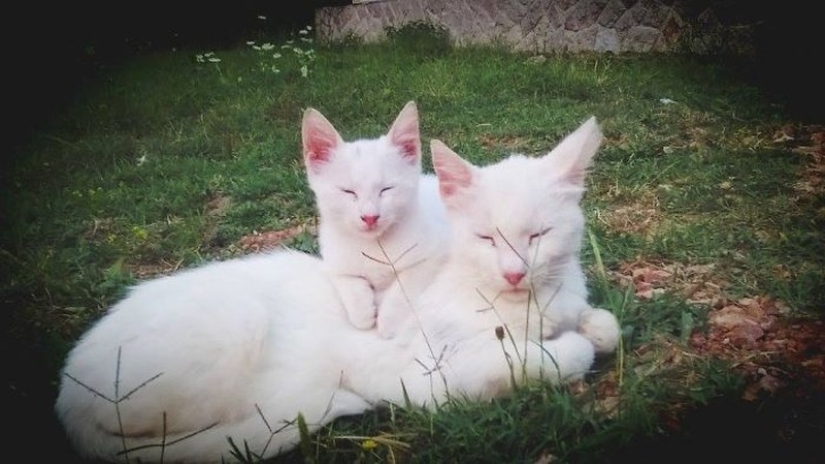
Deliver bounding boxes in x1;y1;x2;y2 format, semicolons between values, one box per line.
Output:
379;186;394;196
528;227;552;245
476;234;496;247
340;188;357;199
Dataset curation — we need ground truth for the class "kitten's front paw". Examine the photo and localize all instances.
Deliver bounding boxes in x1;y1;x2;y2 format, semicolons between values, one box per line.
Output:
348;306;377;330
375;286;409;339
376;320;397;339
540;318;559;340
337;278;378;330
577;308;620;354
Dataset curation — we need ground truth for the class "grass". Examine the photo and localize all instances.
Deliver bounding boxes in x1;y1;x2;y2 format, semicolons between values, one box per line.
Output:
4;21;824;464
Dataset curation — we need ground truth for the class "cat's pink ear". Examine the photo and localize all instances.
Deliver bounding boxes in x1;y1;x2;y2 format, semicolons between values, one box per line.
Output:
302;108;344;173
544;116;603;186
388;101;421;164
432;139;475;205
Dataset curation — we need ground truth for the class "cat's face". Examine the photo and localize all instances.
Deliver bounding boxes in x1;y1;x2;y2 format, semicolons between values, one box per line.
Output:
432;117;603;299
302;102;421;237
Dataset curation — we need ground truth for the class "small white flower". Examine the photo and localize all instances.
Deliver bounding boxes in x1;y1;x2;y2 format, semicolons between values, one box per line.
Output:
246;41;255;45
659;98;677;105
207;57;221;63
299;29;308;35
272;53;282;59
252;45;261;51
258;15;267;20
261;43;275;50
137;155;148;166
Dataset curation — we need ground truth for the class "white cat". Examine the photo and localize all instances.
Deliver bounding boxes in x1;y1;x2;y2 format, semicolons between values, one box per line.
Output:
302;101;448;336
55;250;375;464
372;116;621;355
54;117;609;464
55;251;594;463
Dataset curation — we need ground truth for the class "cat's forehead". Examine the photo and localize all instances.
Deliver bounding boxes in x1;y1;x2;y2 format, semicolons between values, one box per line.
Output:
327;138;416;183
485;153;540;174
473;155;572;230
479;154;547;191
340;138;399;164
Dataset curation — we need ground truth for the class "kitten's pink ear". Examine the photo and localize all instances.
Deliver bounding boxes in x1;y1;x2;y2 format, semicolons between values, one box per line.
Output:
544;116;603;186
302;108;344;174
388;101;421;165
431;139;475;206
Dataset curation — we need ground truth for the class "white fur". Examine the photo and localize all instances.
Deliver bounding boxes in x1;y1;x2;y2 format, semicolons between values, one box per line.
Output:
55;250;594;463
302;101;448;335
427;116;620;352
54;117;612;463
55;251;372;463
578;307;622;354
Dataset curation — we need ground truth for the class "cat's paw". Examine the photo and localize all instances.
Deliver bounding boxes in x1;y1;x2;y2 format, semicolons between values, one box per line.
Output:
336;278;378;330
375;285;412;339
539;318;560;340
348;308;377;330
376;306;399;338
577;308;620;354
376;319;398;339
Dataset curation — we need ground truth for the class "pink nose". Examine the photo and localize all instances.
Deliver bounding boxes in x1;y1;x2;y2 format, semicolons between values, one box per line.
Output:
504;272;525;286
361;215;379;226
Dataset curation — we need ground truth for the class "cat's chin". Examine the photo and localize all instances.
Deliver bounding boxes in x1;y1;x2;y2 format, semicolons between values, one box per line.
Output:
356;226;386;238
497;288;531;302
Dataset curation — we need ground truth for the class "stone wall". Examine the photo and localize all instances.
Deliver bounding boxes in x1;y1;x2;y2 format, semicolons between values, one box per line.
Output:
315;0;755;54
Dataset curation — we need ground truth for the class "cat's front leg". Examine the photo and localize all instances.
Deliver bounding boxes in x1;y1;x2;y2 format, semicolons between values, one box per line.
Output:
539;288;620;353
376;282;412;339
577;307;620;354
537;289;590;340
333;275;378;329
376;256;443;339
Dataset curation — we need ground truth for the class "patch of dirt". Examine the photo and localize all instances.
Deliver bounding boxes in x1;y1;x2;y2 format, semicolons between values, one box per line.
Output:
125;259;185;279
596;190;662;238
611;259;725;304
691;297;825;400
477;133;530;151
779;123;825;199
204;193;232;216
588;258;825;462
235;224;317;252
613;259;825;400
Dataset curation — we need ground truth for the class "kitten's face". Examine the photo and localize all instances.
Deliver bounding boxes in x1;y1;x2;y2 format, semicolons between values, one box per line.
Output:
432;117;602;299
310;138;420;237
302;102;421;237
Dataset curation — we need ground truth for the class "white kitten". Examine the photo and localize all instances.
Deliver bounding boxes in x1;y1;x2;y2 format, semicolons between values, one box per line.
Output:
302;101;448;335
55;250;374;463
